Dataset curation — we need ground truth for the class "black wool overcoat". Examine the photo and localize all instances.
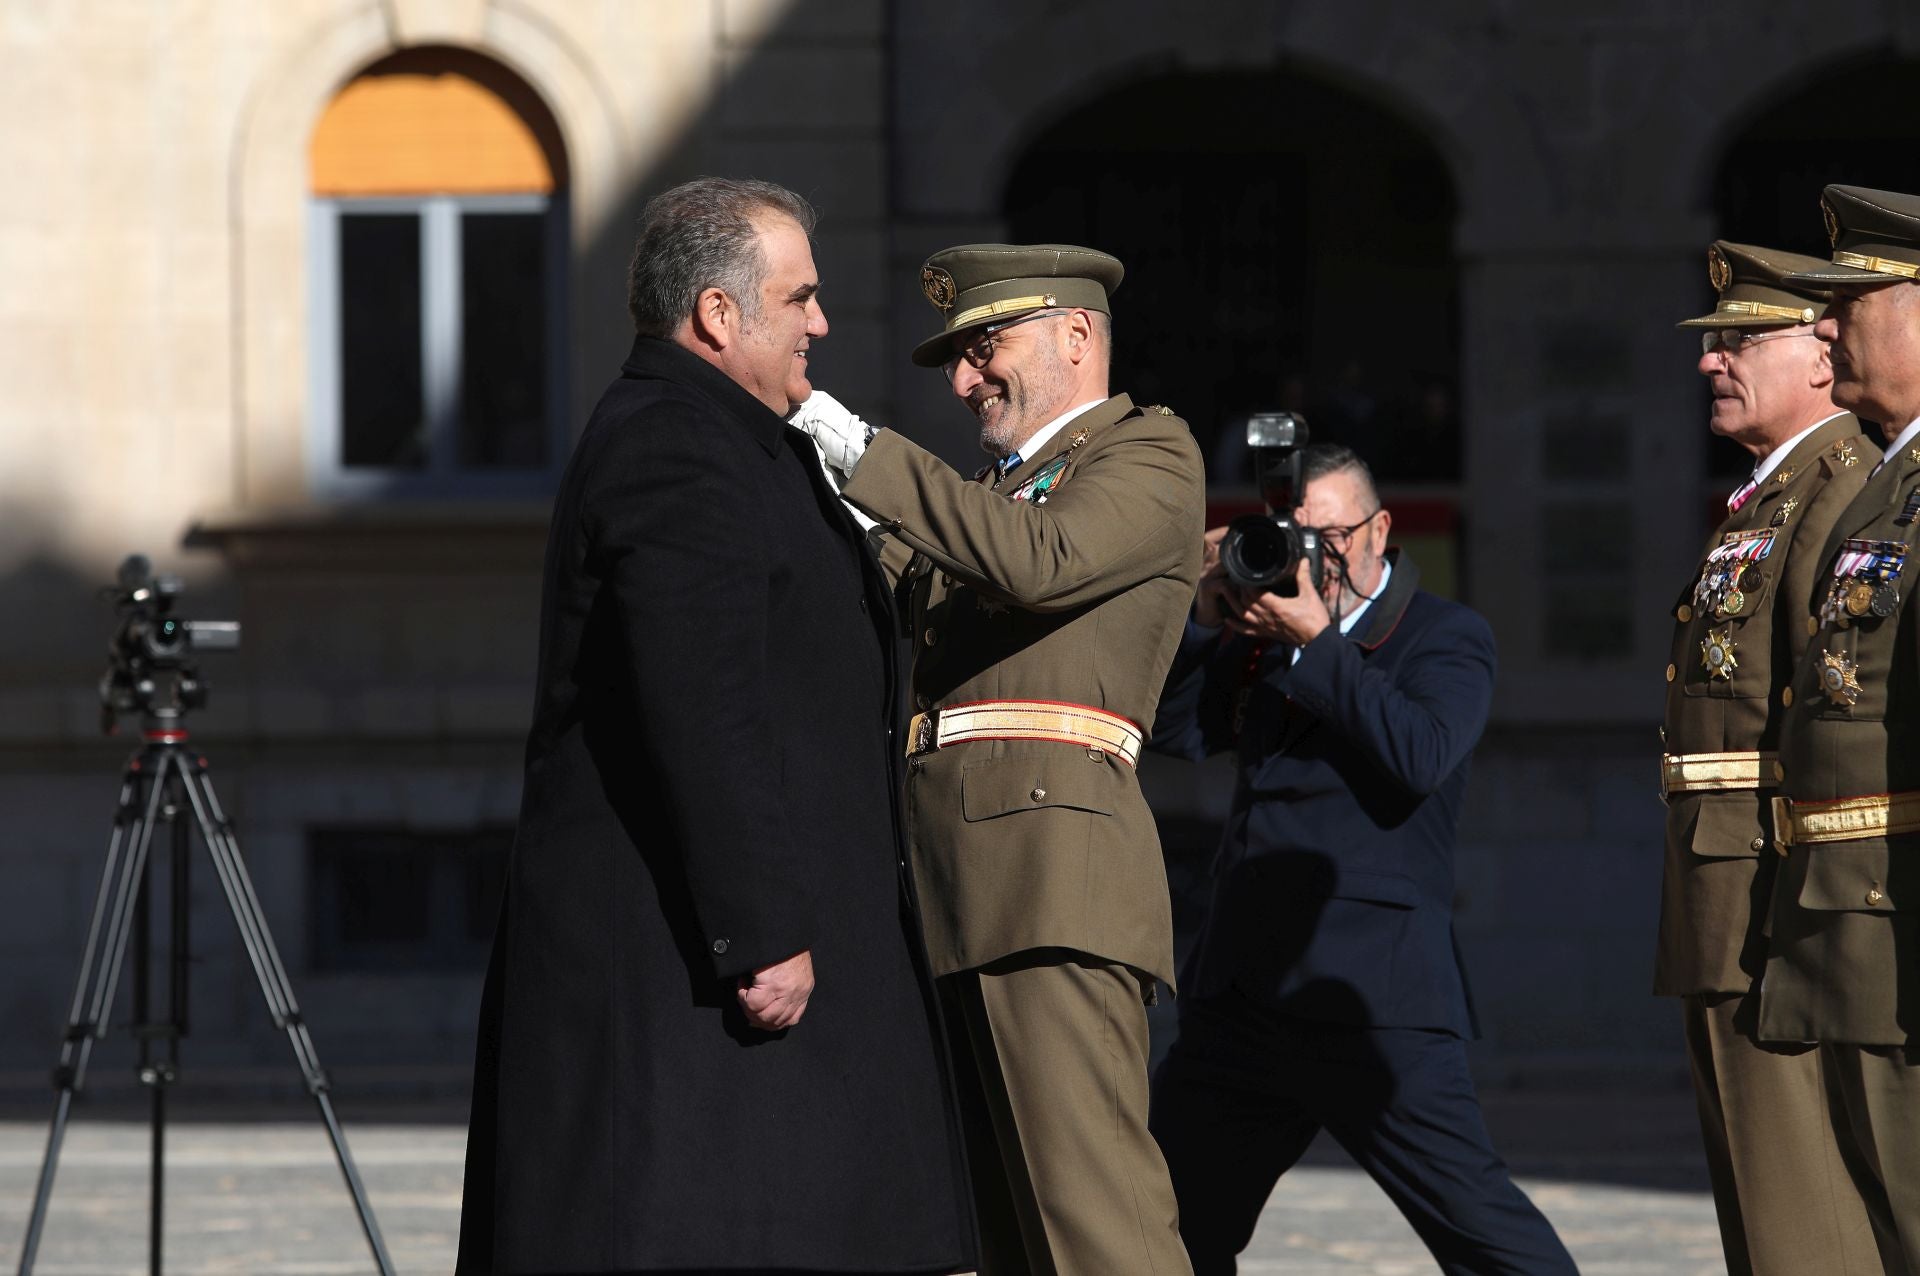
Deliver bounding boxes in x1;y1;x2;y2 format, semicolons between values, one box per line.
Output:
457;337;973;1275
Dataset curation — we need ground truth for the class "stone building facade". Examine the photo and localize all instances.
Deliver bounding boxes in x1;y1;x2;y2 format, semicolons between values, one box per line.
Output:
1;0;1914;1095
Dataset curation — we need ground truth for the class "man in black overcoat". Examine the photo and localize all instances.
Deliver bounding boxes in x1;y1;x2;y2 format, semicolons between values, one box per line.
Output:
457;178;974;1275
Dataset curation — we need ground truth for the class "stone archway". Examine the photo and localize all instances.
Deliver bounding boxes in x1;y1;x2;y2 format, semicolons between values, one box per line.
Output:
999;68;1461;487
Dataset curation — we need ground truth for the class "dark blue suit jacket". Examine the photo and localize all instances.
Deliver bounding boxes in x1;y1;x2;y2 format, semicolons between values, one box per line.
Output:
1152;550;1495;1038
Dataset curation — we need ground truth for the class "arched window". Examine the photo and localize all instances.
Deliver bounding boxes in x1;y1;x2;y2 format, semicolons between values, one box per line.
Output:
308;47;568;496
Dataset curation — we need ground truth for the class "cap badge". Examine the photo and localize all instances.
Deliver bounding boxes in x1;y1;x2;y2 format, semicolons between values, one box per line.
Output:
1707;246;1731;293
920;265;956;313
1822;197;1840;248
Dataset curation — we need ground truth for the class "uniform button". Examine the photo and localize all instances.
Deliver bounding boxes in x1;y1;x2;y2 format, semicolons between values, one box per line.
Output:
1868;885;1885;906
711;938;729;955
1750;836;1767;852
924;627;938;646
1808;615;1820;637
859;596;869;613
1676;604;1692;622
1666;664;1676;683
1773;761;1786;781
1782;687;1794;707
1030;787;1047;802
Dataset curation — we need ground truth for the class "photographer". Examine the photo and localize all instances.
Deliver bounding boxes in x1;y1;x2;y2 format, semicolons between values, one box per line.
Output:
1148;443;1575;1274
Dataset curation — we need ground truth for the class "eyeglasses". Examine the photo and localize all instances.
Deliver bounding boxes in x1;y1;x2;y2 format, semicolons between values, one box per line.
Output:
1699;328;1817;356
942;309;1067;376
1320;510;1381;553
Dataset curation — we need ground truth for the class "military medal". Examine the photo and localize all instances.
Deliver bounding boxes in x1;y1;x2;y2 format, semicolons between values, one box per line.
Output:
1008;453;1072;504
1701;627;1738;680
1695;528;1776;616
1820;649;1863;706
1823;538;1912;624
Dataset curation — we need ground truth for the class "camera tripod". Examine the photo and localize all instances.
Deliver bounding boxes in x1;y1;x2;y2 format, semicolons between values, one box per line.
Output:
17;707;395;1276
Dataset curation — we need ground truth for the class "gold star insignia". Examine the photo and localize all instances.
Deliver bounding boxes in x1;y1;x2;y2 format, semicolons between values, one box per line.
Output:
1909;446;1920;465
1701;627;1739;680
1820;649;1862;706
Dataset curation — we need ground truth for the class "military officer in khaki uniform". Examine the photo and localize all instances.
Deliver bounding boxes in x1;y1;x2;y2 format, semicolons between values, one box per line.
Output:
1658;239;1880;1275
792;245;1204;1275
1764;184;1920;1274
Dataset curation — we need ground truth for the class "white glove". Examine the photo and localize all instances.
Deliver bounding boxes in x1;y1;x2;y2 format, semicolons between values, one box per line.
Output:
806;436;882;534
788;389;876;477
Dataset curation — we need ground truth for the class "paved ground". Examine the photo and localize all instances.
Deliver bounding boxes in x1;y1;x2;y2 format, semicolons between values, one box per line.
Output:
0;1089;1726;1275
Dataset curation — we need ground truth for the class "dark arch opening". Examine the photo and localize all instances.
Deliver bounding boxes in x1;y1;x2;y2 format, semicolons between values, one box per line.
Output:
1707;54;1920;475
1002;68;1460;485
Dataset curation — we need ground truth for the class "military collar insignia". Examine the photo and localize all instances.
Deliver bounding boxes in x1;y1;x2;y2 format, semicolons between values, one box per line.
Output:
1068;425;1091;448
1823;197;1841;248
1707;245;1732;292
1834;439;1860;467
1771;497;1799;527
920;265;956;312
1909;446;1920;465
1775;467;1796;484
1820;649;1862;706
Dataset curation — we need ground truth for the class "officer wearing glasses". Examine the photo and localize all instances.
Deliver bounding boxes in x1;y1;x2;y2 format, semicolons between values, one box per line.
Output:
1148;443;1578;1274
1659;240;1878;1276
791;243;1205;1275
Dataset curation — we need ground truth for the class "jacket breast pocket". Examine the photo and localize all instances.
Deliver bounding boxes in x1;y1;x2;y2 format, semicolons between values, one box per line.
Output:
960;753;1118;821
1795;843;1903;913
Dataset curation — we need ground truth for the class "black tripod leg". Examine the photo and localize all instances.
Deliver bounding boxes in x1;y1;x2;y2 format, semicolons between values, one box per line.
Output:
175;756;397;1276
19;759;165;1276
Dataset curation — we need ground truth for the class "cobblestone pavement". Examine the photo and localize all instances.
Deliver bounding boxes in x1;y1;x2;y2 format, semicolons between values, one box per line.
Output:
0;1090;1726;1275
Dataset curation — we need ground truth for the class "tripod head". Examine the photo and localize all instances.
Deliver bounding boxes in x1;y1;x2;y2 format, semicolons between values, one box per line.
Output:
98;554;241;734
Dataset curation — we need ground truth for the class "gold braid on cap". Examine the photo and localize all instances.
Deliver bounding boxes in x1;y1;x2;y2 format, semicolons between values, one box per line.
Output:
1832;250;1920;280
1715;299;1816;322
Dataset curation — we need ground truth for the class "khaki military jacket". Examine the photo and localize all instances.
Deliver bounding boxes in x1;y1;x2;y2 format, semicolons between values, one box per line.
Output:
1654;414;1875;997
1762;431;1920;1046
842;394;1205;983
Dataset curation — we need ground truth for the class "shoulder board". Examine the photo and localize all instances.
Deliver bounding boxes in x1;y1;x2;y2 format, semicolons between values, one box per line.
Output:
1144;404;1176;416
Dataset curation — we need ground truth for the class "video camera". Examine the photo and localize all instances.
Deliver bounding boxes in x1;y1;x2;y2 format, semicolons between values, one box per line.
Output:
98;554;240;729
1218;412;1324;595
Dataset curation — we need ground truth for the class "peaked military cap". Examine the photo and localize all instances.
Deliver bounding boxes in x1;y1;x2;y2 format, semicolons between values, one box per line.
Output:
1782;185;1920;286
911;243;1123;367
1676;241;1829;329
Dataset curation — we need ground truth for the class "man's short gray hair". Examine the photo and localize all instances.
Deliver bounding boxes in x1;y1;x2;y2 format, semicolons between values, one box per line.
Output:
1301;442;1380;511
626;177;818;337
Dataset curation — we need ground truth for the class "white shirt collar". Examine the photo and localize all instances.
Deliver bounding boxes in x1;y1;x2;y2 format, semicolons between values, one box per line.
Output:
1006;399;1105;466
1291;558;1392;664
1751;411;1846;485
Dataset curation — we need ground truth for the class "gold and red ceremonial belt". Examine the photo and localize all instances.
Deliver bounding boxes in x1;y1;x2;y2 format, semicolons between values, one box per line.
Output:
1772;789;1920;849
1660;750;1780;801
906;699;1143;765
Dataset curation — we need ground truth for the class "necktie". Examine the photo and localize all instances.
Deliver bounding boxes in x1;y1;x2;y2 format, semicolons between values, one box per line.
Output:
1727;476;1759;513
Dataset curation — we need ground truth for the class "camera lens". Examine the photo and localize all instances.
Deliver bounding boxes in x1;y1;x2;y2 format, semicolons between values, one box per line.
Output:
1221;515;1298;592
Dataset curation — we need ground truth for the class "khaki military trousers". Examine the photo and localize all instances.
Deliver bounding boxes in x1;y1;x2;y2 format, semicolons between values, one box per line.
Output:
1682;994;1880;1275
942;951;1191;1276
1815;1040;1920;1276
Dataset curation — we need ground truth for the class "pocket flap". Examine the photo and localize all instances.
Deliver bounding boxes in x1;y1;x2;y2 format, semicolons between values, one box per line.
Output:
961;753;1117;821
1797;844;1902;913
1687;794;1769;860
1324;867;1420;909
